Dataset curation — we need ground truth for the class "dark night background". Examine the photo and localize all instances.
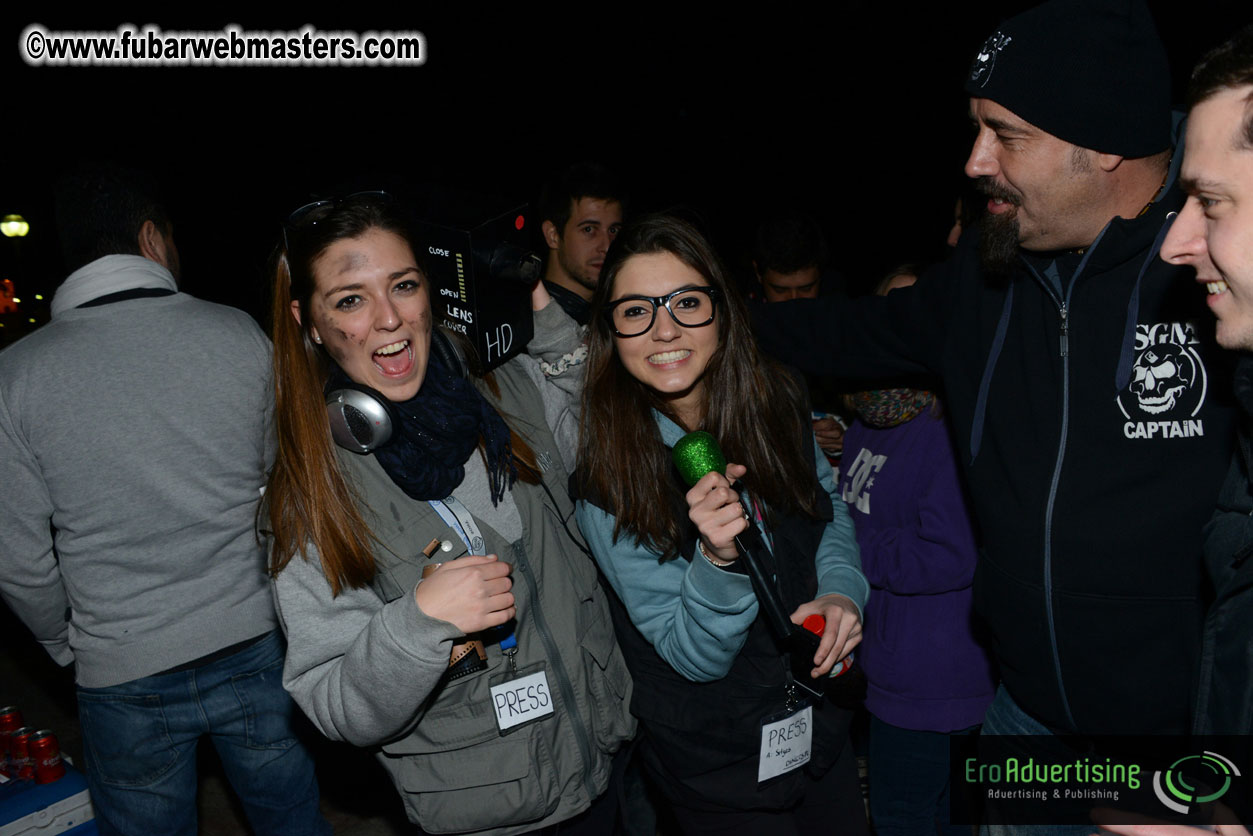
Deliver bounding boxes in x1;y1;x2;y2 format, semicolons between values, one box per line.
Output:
1;3;1248;346
0;4;1249;825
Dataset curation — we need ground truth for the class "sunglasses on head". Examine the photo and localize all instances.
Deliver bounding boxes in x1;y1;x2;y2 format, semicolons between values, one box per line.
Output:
281;190;392;252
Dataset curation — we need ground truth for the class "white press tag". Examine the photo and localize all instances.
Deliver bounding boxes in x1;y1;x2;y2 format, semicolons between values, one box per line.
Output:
490;670;554;732
757;704;812;783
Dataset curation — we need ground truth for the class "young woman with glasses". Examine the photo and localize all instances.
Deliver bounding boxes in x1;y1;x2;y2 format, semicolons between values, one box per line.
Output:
575;214;870;835
265;193;633;835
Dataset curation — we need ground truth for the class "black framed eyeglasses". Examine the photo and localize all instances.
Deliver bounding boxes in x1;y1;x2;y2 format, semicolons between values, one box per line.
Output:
606;286;721;337
281;190;392;252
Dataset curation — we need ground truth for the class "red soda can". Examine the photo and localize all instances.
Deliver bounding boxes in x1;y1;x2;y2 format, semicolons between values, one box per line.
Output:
10;726;36;781
828;653;855;678
29;730;65;784
0;705;23;777
800;615;855;678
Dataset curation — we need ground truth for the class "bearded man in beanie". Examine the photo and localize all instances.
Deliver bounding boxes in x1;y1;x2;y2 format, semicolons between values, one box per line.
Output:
754;0;1236;778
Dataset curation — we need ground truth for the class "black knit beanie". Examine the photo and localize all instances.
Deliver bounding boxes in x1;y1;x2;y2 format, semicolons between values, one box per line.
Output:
964;0;1172;157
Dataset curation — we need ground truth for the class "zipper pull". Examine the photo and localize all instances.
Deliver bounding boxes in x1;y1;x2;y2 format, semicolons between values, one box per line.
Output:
1059;305;1069;357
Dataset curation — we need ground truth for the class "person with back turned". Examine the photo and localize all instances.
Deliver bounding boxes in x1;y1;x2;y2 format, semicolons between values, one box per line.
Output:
0;162;328;835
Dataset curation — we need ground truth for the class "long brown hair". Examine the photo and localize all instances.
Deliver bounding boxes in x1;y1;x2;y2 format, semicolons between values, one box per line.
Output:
579;214;817;560
266;196;537;595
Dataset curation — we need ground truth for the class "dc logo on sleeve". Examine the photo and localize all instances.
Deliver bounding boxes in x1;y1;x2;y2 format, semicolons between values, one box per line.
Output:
841;448;887;514
1118;321;1208;439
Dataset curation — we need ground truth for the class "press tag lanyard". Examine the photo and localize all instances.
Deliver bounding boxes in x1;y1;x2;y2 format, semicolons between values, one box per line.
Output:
428;495;524;707
500;632;519;676
784;669;802;713
746;494;774;553
428;496;487;556
489;658;554;735
758;670;813;783
491;631;553;737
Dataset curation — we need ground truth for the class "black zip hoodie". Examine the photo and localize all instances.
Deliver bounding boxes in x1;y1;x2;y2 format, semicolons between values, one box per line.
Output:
753;179;1236;735
1195;354;1253;738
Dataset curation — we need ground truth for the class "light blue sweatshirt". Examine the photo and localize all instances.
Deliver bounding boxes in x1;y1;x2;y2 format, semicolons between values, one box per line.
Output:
576;411;868;683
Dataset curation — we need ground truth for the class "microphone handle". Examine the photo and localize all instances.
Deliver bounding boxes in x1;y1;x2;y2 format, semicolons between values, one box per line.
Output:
731;502;824;697
731;519;795;640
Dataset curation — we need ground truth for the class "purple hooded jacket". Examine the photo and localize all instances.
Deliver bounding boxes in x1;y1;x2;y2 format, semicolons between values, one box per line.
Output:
838;408;996;732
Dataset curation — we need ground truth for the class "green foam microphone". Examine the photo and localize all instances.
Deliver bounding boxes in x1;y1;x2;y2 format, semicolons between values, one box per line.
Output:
671;430;825;697
671;430;727;488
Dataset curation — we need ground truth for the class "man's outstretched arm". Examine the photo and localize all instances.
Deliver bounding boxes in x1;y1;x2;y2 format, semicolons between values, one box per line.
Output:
751;258;957;380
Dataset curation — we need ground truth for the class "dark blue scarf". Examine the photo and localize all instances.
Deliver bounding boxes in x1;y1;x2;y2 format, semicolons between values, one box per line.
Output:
336;350;517;504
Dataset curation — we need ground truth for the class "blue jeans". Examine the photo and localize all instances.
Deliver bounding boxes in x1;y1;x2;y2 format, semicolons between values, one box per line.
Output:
978;685;1091;836
76;631;328;836
869;715;975;836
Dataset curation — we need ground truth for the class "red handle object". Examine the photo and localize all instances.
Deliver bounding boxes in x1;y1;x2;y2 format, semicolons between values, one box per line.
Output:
800;613;854;678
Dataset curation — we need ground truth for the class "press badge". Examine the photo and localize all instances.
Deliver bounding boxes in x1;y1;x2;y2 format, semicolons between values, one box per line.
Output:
757;703;813;783
488;653;555;735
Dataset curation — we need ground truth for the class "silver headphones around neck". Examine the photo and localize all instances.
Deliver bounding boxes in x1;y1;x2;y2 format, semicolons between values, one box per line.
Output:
325;329;468;454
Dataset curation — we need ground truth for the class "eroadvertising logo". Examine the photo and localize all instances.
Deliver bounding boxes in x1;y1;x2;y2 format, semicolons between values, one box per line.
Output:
962;754;1141;804
952;736;1247;827
1152;751;1240;815
1117;321;1208;440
